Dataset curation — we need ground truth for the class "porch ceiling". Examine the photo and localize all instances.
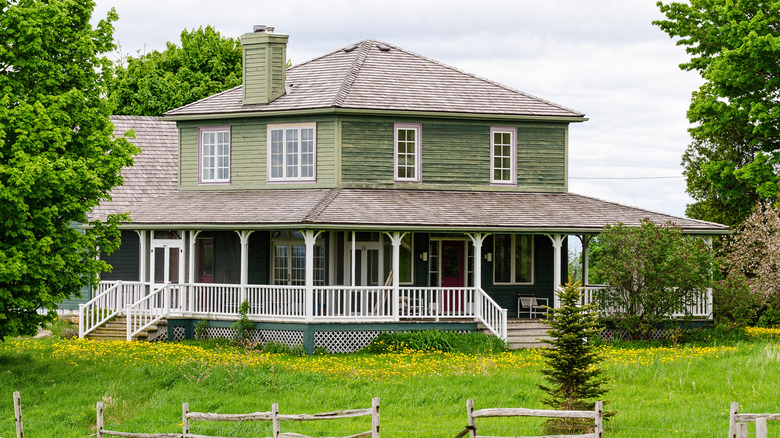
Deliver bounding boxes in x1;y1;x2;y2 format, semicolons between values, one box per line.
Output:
116;187;729;235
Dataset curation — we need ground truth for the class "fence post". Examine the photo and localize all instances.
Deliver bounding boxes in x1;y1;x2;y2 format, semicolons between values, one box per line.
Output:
737;423;748;438
182;403;190;436
756;417;767;438
272;403;280;438
13;391;23;438
96;401;104;438
466;399;476;438
594;400;603;437
372;397;380;438
729;402;739;438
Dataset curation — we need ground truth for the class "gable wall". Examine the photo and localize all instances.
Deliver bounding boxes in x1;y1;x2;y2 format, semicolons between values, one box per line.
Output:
178;115;338;190
340;116;567;191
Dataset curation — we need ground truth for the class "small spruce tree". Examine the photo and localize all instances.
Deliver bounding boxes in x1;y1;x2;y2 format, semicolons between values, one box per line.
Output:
537;279;611;434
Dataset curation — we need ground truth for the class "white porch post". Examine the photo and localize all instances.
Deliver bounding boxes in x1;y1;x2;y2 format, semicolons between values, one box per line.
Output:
187;230;200;314
386;232;406;322
135;230;147;284
236;230;254;304
303;230;322;322
351;231;356;286
467;233;488;317
546;234;566;309
581;235;592;286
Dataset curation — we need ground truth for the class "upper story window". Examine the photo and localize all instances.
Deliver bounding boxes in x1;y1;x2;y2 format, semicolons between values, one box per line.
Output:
267;123;317;182
199;127;230;184
493;234;533;285
394;123;421;182
491;127;516;185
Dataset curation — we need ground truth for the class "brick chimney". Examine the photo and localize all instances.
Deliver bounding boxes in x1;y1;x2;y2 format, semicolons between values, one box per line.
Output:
241;25;288;105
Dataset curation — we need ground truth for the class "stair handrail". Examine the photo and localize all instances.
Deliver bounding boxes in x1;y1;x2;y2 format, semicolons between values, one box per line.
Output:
126;283;170;341
79;281;124;338
475;287;508;340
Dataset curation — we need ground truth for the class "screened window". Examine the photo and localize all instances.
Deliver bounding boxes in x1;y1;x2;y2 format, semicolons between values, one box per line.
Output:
490;127;516;185
394;123;421;182
493;234;533;284
268;123;316;182
200;128;230;183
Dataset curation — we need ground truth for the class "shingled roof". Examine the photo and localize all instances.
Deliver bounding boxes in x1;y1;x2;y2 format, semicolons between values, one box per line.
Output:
164;39;585;119
89;116;178;222
121;187;728;234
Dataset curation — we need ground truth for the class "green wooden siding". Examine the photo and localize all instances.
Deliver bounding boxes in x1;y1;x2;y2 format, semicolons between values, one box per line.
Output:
179;116;337;190
340;117;567;191
241;33;287;105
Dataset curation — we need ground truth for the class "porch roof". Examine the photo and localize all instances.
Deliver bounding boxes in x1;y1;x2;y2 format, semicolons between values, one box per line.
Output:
118;187;728;235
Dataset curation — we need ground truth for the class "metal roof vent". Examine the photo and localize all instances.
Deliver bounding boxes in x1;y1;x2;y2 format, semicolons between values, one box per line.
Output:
377;43;390;52
344;44;358;53
253;25;274;33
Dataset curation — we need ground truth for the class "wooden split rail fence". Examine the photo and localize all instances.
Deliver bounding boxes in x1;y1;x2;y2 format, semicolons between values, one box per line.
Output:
729;401;780;438
454;399;603;438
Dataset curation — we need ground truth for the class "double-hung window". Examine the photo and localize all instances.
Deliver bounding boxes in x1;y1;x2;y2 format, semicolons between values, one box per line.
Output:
493;234;533;284
268;123;316;182
490;127;516;185
394;123;421;182
199;127;230;183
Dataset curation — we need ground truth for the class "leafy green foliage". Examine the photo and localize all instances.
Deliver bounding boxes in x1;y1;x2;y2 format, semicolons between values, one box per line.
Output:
655;1;780;226
230;301;255;343
537;280;610;434
108;26;242;116
0;0;136;340
362;330;506;354
712;272;762;327
592;220;713;339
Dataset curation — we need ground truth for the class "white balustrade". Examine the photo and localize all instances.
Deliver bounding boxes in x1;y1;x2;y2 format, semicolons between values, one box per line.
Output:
126;283;170;341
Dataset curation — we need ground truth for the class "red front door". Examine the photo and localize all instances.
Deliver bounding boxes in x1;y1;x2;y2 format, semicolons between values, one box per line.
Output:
197;238;214;283
441;241;465;312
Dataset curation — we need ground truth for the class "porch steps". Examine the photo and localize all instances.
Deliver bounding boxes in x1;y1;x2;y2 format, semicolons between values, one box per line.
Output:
84;316;167;342
482;319;552;349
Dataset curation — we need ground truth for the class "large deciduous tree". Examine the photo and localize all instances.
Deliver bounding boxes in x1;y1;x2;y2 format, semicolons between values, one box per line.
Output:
0;0;136;340
108;26;242;116
591;220;713;339
655;1;780;226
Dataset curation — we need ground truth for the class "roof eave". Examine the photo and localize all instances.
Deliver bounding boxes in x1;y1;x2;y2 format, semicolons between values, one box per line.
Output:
162;107;588;123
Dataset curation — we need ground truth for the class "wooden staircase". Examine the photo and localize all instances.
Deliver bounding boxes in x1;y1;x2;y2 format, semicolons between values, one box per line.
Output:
481;318;551;349
84;315;167;342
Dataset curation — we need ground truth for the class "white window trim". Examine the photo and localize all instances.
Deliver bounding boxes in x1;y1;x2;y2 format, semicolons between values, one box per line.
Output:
266;123;317;183
394;123;422;183
199;126;231;184
493;234;534;285
490;126;517;186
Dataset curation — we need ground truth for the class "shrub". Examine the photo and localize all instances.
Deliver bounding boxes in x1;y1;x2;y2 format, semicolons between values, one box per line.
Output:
362;330;506;354
230;301;255;343
712;272;762;327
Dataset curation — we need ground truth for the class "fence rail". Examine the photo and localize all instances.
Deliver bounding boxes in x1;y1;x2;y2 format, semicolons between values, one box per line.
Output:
455;399;603;438
729;401;780;438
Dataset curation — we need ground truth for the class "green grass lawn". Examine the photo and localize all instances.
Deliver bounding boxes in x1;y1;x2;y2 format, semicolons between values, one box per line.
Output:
0;332;778;437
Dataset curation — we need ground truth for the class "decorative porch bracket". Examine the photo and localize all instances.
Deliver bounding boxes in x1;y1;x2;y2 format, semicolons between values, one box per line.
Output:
236;230;254;304
385;231;408;322
545;233;566;309
303;230;323;322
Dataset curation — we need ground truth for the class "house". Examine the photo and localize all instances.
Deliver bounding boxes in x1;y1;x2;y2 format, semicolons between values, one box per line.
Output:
81;28;728;352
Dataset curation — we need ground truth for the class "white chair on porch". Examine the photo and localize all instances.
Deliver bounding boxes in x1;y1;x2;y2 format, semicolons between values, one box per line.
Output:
517;294;548;319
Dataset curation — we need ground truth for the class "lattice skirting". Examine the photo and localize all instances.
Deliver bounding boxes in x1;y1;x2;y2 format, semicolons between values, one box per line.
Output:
314;331;380;353
596;327;689;342
200;327;304;348
173;326;186;342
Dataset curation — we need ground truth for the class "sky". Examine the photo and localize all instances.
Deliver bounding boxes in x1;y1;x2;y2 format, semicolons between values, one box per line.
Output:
92;0;703;221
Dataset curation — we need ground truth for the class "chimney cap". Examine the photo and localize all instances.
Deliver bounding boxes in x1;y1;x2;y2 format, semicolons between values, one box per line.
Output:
253;25;272;33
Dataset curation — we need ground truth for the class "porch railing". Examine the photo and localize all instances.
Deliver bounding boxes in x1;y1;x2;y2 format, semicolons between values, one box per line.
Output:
79;281;147;338
126;283;171;341
582;285;713;319
82;281;509;341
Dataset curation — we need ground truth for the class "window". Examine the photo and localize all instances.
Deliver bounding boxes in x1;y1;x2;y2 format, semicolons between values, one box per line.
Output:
271;231;325;285
199;127;230;183
267;123;316;182
394;123;421;182
493;234;533;284
490;127;516;185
